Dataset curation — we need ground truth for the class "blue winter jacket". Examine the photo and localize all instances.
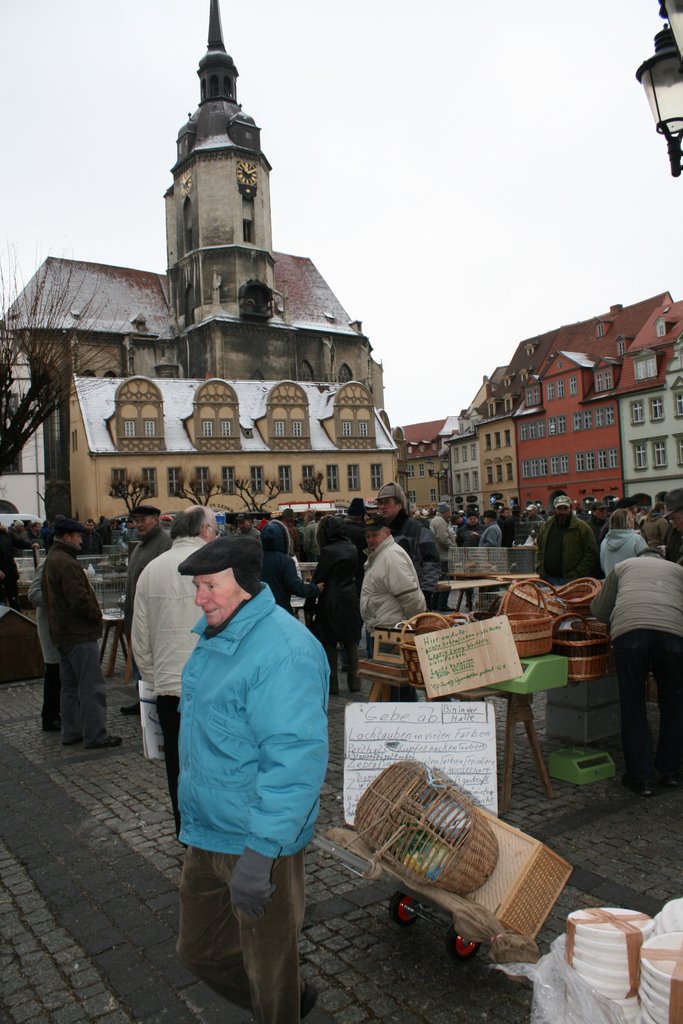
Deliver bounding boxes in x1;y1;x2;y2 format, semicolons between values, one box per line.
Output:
178;585;329;857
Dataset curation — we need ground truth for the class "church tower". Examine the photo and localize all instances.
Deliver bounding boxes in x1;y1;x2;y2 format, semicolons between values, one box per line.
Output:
165;0;275;362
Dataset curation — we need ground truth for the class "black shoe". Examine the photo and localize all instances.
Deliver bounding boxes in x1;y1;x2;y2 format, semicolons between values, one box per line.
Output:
85;735;122;750
301;982;318;1019
62;736;83;746
120;702;140;716
659;775;681;789
621;773;654;798
42;719;62;732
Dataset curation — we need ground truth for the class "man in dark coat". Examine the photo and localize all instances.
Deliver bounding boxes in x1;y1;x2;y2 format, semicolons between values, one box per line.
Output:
260;520;321;614
342;497;367;594
310;516;362;694
375;482;440;609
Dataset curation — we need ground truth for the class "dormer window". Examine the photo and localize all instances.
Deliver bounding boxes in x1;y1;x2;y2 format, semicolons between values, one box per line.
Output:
635;354;657;380
656;318;667;338
597;320;605;338
617;336;626;356
595;369;613;392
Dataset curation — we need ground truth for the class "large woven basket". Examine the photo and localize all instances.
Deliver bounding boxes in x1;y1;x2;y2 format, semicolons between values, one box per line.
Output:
502;613;553;657
552;613;610;681
355;760;499;895
555;578;602;618
501;580;566;619
398;613;470;690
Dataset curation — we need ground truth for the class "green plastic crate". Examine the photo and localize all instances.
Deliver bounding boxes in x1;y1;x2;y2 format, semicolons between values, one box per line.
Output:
489;654;568;695
548;746;616;785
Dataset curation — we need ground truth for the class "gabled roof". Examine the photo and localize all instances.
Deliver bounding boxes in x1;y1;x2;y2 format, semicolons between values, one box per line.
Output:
73;376;395;455
272;253;359;336
402;418;457;445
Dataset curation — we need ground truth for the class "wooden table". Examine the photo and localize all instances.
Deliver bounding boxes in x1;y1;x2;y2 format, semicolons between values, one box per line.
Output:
100;615;128;677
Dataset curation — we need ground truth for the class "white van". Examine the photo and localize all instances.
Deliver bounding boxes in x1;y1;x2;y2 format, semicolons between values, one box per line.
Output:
0;512;43;529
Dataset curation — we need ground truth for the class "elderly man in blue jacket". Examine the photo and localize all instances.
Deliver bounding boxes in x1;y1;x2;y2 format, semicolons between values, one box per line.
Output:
175;536;329;1023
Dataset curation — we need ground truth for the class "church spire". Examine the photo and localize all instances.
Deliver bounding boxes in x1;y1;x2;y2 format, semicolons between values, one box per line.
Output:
198;0;238;105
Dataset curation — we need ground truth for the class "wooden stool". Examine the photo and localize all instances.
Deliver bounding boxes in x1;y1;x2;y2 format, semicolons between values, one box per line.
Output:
100;615;128;677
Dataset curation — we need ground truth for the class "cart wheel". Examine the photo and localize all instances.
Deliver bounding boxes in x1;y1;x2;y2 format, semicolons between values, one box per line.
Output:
389;891;418;927
445;926;480;961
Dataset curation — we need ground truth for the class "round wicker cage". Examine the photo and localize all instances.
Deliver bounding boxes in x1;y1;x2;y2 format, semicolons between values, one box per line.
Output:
355;761;499;895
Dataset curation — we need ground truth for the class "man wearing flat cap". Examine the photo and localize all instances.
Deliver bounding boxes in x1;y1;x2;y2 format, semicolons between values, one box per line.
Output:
376;482;440;608
121;504;172;715
664;488;683;564
42;518;121;749
175;537;328;1022
536;495;599;585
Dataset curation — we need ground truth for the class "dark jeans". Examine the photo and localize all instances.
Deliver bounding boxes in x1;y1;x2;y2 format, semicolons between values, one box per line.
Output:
156;695;181;839
613;629;683;783
41;661;61;726
177;847;306;1024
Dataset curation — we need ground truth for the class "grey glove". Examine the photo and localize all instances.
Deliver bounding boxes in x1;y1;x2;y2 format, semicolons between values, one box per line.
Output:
230;848;276;918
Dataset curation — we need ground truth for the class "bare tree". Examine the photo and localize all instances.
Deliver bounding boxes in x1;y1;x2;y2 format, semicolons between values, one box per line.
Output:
234;477;283;513
108;474;154;513
173;469;223;506
0;250;102;478
300;471;324;502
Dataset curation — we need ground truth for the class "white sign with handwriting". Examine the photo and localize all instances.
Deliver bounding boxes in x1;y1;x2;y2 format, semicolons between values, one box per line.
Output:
343;701;497;823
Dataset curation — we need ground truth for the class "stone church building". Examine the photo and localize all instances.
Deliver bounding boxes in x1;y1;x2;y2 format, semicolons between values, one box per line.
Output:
14;0;388;516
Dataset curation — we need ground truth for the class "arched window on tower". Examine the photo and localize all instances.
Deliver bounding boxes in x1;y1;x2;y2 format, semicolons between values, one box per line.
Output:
183;197;193;253
223;76;233;98
338;363;352;383
201;80;206;101
210;75;219;97
185;283;195;327
300;360;314;381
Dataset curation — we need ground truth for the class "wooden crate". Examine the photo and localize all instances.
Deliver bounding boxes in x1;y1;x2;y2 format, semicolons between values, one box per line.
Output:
471;810;572;938
0;607;44;683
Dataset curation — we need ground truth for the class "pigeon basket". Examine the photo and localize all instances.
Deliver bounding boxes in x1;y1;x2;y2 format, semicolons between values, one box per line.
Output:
398;613;470;690
355;760;499;895
552;613;610;682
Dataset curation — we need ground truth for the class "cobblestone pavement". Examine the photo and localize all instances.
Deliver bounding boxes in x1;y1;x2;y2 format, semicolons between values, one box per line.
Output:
1;659;681;1023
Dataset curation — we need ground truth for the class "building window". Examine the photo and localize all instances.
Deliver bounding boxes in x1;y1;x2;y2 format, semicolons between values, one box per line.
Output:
572;412;582;431
407;490;416;504
463;472;470;490
675;393;683;417
653;441;667;467
526;386;540;406
656;318;666;338
650;397;664;421
506;463;513;481
472;470;479;489
557;378;565;398
111;468;127;490
585;451;595;471
569;375;577;396
617;337;626;356
597;321;604;338
250;466;263;493
167;467;181;496
194;467;209;496
634;444;647;469
504;429;511;446
141;468;157;496
576;453;585;472
221;466;235;494
461;448;468;463
550;456;559;474
341;420;352;437
594;408;604;427
359;420;369;437
597;449;608;471
220;419;232;437
494;432;501;448
347;464;360;490
496;464;503;482
595;370;613;392
452;449;459;464
370;463;383;489
274;420;286;437
631;401;645;424
124;420;136;437
485;434;492;450
678;437;683;465
407;463;415;478
605;406;615;425
470;444;476;460
583;411;592;430
546;382;555;401
635;355;657;380
243;219;253;243
486;466;494;484
144;419;156;437
278;465;291;491
302;464;314;482
418;463;425;477
327;465;339;491
202;420;214;437
292;419;303;437
608;448;618;468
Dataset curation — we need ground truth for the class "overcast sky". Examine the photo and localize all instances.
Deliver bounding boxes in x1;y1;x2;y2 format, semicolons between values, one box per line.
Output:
2;0;680;428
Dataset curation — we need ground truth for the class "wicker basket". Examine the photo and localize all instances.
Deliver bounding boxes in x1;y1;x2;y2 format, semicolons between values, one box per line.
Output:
555;578;602;618
355;760;499;895
500;580;566;619
398;613;470;690
503;613;554;657
552;613;610;681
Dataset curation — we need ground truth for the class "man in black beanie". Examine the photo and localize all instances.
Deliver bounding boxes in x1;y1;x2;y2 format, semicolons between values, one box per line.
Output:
174;536;328;1022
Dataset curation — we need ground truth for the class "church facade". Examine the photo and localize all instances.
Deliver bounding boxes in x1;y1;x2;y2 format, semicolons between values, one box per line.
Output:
10;0;388;517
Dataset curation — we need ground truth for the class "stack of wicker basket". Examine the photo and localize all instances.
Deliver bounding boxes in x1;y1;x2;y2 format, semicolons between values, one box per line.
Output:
551;613;611;681
497;582;554;658
398;612;470;691
355;761;499;895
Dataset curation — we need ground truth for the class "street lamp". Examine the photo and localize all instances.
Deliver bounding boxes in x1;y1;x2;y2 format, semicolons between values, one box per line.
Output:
426;458;450;504
637;19;683;176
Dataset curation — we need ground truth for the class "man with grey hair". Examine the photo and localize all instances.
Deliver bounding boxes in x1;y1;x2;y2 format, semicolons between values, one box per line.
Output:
132;505;218;838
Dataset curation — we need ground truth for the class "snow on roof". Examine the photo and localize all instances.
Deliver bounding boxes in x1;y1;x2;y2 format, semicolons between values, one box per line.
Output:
558;350;595;368
74;377;395;455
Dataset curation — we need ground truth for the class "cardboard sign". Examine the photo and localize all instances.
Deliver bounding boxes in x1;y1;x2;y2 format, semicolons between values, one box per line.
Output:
343;701;498;822
415;617;523;699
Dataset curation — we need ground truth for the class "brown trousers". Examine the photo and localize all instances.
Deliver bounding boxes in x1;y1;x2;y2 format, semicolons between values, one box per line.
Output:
177;846;306;1023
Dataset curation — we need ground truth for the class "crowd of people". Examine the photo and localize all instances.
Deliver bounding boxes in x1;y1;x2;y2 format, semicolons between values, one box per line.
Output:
2;483;683;1021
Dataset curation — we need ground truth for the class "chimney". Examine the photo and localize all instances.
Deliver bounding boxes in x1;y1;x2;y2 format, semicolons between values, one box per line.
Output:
610;304;623;314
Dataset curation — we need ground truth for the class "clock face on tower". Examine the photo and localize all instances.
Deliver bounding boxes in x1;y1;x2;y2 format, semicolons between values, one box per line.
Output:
236;160;258;186
179;170;193;197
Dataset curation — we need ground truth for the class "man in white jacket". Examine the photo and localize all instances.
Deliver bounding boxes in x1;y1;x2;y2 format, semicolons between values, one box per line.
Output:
132;506;218;837
360;514;426;637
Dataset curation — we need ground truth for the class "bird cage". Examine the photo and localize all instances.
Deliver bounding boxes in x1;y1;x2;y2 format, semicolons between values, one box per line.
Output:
449;547;536;576
89;572;127;615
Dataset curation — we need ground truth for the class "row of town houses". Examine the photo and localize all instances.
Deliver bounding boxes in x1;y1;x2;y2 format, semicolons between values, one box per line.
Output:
402;291;683;513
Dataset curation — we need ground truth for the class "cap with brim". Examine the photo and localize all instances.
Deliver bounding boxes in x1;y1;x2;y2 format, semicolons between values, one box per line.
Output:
131;505;161;517
365;513;388;531
177;536;263;596
614;496;638;510
437;503;450;512
482;510;497;520
553;495;571;508
53;517;88;535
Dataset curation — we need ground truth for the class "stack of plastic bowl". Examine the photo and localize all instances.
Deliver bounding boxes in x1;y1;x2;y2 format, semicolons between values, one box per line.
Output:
653;897;683;936
565;907;655;1023
639;932;683;1024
